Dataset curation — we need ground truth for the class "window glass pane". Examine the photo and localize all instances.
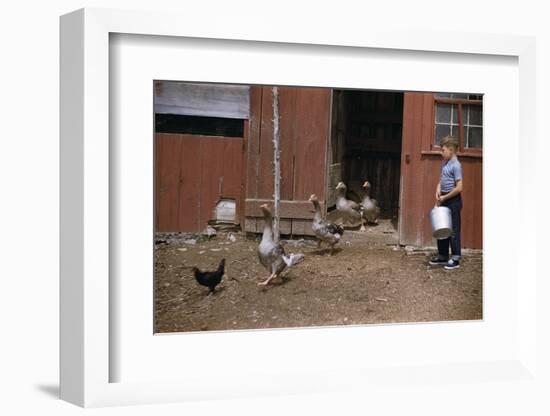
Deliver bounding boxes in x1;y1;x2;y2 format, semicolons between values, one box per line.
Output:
435;103;458;124
435;103;450;123
434;95;482;150
466;126;483;148
468;94;483;100
435;93;482;100
467;105;482;126
435;124;450;145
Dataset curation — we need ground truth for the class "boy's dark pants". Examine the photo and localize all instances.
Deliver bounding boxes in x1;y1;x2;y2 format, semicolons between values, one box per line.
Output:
437;194;462;261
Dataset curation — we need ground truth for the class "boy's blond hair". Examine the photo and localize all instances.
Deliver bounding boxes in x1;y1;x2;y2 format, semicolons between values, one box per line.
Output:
441;135;459;151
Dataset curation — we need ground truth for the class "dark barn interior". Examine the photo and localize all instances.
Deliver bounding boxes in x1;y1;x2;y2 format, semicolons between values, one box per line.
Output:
329;90;404;220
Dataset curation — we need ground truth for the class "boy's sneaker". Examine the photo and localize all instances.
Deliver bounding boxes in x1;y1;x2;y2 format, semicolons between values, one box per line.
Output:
429;256;448;266
444;259;460;270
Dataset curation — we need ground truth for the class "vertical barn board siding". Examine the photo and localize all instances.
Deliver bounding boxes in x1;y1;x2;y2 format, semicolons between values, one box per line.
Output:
244;87;261;234
420;94;439;246
238;120;250;227
222;138;244;197
476;161;483;248
155;133;244;232
177;135;201;231
156;134;182;232
199;136;226;227
257;87;275;199
245;87;331;236
155;134;161;229
279;87;298;200
420;156;441;246
400;92;483;249
399;93;426;246
246;87;263;200
475;160;483;248
460;157;483;248
461;157;474;246
293;88;331;200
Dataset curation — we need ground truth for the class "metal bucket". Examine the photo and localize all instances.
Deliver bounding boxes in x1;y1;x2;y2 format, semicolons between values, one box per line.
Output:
429;206;452;239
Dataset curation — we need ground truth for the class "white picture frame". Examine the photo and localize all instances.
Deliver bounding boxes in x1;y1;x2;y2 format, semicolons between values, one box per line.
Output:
60;7;541;409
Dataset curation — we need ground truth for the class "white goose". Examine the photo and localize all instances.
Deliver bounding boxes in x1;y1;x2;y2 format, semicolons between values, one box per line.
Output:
361;180;381;228
256;204;303;286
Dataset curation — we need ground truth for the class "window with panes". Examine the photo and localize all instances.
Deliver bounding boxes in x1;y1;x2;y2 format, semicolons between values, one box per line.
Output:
433;93;483;154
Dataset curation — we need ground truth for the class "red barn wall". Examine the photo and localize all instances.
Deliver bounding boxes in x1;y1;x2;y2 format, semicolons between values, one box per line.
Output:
155;133;244;232
400;92;483;249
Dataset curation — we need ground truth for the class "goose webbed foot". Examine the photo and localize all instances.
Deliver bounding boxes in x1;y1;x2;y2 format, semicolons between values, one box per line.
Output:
258;273;276;286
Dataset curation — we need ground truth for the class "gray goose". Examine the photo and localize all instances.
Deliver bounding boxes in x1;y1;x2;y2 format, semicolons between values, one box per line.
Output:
256;204;303;286
335;182;363;226
309;194;344;255
361;180;381;229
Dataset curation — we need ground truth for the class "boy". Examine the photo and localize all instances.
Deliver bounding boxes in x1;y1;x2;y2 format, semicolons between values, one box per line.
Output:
429;136;463;270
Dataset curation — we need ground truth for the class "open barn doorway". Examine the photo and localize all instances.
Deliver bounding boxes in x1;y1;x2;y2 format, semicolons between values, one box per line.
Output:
327;89;404;244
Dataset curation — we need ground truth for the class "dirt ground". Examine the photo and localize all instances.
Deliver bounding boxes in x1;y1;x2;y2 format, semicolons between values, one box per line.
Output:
154;224;482;333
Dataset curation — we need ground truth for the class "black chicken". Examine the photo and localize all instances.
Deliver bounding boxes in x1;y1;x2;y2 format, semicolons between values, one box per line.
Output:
192;258;225;294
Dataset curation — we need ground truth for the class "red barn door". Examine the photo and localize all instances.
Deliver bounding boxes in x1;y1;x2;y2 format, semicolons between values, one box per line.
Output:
399;92;483;249
155;133;244;232
244;86;332;235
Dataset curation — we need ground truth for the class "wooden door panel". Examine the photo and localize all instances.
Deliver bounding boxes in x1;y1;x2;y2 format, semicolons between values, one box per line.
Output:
177;136;201;232
156;134;182;232
155;133;243;232
244;86;332;235
400;93;427;246
400;92;483;249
